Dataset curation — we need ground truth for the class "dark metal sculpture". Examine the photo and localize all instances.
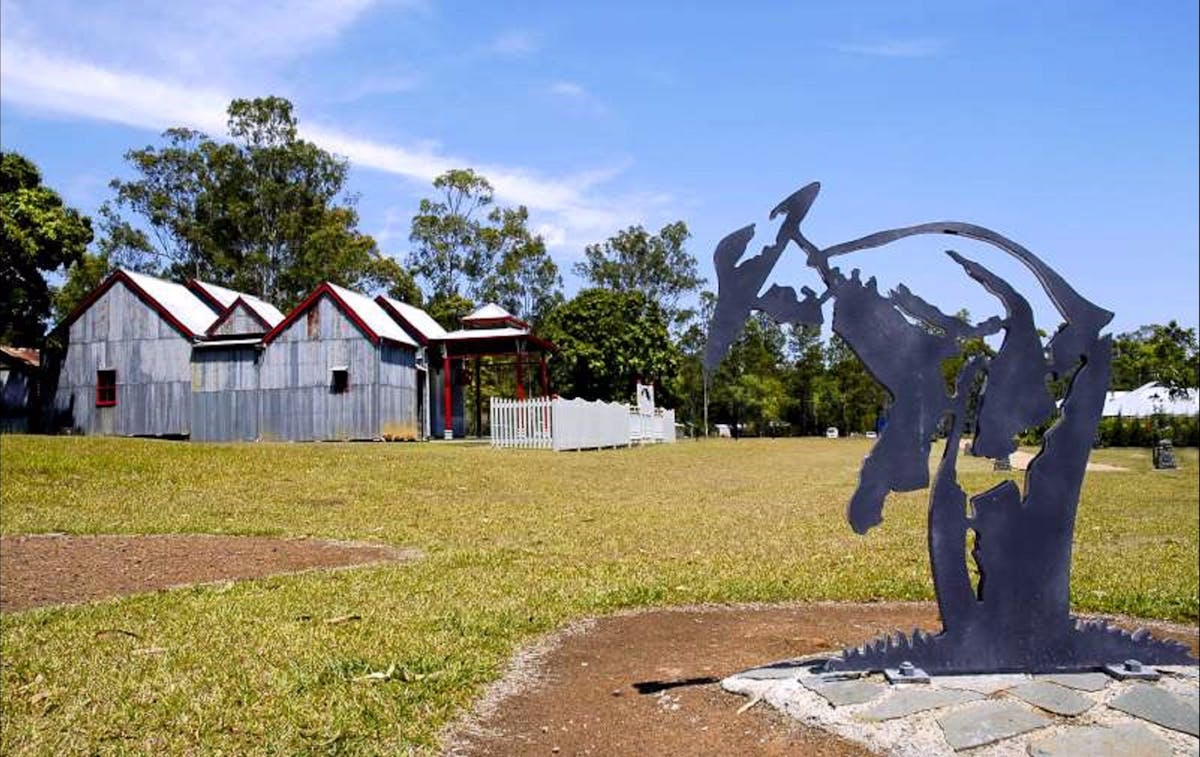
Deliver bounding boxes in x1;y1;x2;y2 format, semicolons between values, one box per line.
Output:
705;182;1196;674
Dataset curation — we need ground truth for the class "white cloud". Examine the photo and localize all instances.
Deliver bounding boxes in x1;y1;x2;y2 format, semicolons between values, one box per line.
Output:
1;0;386;81
487;29;540;57
0;40;669;251
549;81;587;98
833;38;945;58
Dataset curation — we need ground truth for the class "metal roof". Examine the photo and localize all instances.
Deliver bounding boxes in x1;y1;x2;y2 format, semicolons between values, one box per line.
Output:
122;270;221;336
1101;382;1199;417
462;303;515;322
190;280;286;327
326;283;417;346
379;298;447;340
442;326;531;340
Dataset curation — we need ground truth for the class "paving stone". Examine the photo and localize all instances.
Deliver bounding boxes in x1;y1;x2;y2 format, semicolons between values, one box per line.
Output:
800;677;886;707
857;687;981;722
1035;672;1111;692
936;701;1049;750
1008;680;1095;716
1109;684;1200;736
937;674;1028;694
736;664;806;681
1027;722;1172;757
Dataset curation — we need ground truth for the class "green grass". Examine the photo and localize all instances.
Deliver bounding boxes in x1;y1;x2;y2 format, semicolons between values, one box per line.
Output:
1;436;1196;754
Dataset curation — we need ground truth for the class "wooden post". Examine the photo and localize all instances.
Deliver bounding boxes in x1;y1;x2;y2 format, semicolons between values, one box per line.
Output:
515;356;526;400
538;354;549;396
442;349;453;440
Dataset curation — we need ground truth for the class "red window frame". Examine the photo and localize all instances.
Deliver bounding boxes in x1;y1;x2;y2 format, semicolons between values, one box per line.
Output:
96;369;117;407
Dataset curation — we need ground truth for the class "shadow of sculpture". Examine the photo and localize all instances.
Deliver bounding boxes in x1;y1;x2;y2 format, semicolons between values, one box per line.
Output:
705;182;1196;674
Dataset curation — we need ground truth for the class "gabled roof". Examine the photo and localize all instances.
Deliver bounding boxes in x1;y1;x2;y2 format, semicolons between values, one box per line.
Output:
263;282;416;347
203;297;274;337
376;297;447;344
62;269;220;339
1102;382;1199;417
461;302;530;329
187;280;285;327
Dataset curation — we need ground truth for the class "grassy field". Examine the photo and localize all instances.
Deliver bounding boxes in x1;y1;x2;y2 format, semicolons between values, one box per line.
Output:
1;436;1196;754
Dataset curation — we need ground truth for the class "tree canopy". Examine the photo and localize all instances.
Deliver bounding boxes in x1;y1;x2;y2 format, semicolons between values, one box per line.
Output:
539;288;679;403
573;221;702;324
1;151;94;344
408;169;560;325
105;96;408;308
1111;321;1199;397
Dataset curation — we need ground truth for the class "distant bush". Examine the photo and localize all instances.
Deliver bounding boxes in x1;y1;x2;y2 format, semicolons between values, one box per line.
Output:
1022;414;1199;448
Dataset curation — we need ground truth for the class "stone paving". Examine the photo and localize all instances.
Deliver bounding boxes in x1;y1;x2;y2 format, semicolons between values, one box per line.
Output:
724;661;1199;756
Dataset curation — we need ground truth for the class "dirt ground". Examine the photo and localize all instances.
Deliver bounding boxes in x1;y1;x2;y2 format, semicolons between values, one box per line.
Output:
0;534;418;612
1;537;1193;754
445;602;1199;757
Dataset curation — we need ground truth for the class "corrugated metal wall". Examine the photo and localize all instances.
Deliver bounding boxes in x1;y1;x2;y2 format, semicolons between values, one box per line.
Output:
53;282;193;436
191;345;260;441
210;304;267;337
258;296;419;441
53;285;423;442
379;343;420;440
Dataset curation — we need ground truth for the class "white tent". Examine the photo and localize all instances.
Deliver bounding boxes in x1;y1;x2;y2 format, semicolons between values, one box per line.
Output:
1101;382;1199;417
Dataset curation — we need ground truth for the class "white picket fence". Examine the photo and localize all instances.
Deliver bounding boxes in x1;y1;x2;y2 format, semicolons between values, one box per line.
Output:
490;396;677;451
490;397;554;449
628;408;676;444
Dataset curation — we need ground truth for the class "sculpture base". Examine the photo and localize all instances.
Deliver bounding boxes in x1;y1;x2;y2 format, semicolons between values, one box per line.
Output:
826;617;1197;675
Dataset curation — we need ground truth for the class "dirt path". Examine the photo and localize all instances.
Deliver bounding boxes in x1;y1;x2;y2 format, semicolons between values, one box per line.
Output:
0;534;418;612
444;602;1199;757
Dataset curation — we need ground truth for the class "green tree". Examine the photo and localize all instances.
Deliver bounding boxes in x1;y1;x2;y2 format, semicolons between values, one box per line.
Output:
784;324;825;435
573;221;703;324
408;169;495;300
364;254;423;306
710;314;792;435
822;335;888;434
539;289;679;403
478;205;562;322
108;96;396;307
409;170;560;320
0;151;94;344
425;293;476;332
1112;322;1199;397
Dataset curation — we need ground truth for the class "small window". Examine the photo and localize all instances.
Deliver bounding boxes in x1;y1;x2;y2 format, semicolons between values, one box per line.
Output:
331;368;350;394
96;370;117;407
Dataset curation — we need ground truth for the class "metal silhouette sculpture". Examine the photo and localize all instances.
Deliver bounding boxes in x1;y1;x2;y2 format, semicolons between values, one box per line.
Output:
705;182;1196;674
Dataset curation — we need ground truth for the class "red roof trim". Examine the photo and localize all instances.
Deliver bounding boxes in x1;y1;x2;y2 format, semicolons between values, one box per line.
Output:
60;270;198;340
263;283;381;346
204;297;271;337
185;279;228;314
441;333;557;353
374;296;431;346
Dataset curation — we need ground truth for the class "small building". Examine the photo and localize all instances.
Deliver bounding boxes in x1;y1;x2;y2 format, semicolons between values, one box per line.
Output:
52;269;228;437
257;283;422;441
0;346;40;433
48;270;554;443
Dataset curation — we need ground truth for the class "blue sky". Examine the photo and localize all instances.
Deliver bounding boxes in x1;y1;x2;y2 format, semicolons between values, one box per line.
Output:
2;0;1197;334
